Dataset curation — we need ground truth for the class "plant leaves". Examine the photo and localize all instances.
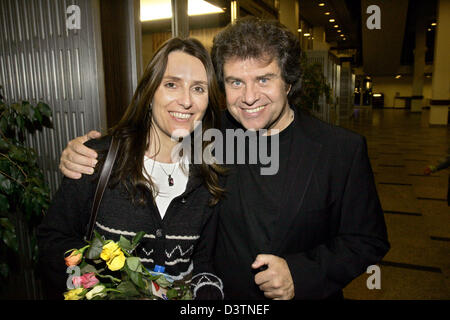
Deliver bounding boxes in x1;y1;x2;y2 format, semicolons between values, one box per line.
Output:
86;237;103;260
126;257;141;272
116;281;140;297
118;235;132;251
132;231;146;247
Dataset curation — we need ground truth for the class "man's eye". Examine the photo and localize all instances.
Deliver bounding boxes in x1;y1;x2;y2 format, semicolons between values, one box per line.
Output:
232;80;242;87
259;78;268;84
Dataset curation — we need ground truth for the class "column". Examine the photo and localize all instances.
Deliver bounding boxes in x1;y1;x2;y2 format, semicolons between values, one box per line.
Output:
430;0;450;125
411;8;426;113
171;0;189;38
312;26;330;51
100;0;142;127
279;0;299;35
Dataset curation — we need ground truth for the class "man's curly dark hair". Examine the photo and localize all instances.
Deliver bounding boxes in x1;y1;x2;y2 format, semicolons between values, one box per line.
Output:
211;16;302;107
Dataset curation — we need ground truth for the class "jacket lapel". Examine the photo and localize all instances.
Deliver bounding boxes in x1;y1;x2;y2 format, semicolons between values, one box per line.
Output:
270;112;322;254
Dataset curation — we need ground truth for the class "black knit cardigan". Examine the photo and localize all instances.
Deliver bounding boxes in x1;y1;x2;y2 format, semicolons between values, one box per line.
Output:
37;137;223;299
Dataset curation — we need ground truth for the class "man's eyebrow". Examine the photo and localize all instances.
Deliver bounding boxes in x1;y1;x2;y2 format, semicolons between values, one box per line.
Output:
256;73;277;79
224;76;242;82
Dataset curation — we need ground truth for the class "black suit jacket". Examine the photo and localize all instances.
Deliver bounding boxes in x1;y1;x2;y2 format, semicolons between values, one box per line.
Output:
215;109;390;299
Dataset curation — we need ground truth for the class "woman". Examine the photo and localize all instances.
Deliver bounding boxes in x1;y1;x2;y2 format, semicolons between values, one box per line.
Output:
37;38;226;299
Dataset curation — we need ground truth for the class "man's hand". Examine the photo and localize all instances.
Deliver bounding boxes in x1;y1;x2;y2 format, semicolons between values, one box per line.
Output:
59;130;101;179
252;254;295;300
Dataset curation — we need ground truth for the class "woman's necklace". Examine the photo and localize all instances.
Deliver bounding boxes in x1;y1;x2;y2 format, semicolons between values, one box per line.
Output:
159;163;178;186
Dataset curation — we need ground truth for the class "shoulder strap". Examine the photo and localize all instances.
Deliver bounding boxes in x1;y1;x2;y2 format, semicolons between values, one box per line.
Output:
85;136;121;241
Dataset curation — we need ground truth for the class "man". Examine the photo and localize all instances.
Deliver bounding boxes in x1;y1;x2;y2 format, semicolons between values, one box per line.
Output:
59;17;389;300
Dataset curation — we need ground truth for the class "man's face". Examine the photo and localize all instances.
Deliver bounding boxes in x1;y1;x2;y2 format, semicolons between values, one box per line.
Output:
223;56;292;131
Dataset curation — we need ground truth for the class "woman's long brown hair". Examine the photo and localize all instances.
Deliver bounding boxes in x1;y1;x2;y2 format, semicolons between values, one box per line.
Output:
98;37;226;206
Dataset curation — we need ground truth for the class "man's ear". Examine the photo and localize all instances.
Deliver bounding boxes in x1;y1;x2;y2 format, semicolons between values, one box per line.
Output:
286;84;292;95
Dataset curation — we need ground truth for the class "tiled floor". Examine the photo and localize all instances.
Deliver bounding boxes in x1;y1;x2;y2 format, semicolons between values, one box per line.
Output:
339;107;450;300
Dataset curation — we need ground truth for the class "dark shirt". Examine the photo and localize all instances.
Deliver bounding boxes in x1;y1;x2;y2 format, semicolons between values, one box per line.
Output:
214;111;294;299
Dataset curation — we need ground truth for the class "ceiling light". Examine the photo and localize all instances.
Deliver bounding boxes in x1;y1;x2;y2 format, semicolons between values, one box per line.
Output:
340;34;344;37
329;18;335;22
431;22;437;26
395;75;401;79
303;33;311;37
342;37;346;40
428;28;432;31
337;29;341;33
324;12;330;15
318;3;325;6
334;24;339;28
298;28;302;32
140;0;223;21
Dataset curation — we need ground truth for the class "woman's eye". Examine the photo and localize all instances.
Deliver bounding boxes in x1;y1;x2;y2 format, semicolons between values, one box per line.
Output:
193;86;206;93
164;82;176;88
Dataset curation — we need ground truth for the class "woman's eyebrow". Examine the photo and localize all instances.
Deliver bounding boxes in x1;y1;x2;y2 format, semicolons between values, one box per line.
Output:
163;76;207;85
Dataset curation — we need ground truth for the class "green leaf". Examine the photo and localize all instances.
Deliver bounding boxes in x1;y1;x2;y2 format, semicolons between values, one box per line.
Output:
0;176;13;195
132;231;146;246
166;288;178;299
118;235;132;251
0;193;9;213
155;275;172;288
116;281;140;297
126;257;141;272
0;263;9;278
86;237;103;260
37;102;52;118
80;263;98;274
128;269;145;289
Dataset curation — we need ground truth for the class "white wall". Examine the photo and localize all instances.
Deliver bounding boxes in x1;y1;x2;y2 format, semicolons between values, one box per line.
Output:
372;76;433;108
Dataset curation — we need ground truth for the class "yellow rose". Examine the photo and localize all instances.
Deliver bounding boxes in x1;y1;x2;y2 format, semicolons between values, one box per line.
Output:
64;288;85;300
100;241;120;261
100;241;125;271
106;250;125;271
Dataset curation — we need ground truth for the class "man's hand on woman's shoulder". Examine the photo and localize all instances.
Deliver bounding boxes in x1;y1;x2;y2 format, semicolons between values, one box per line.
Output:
59;130;102;179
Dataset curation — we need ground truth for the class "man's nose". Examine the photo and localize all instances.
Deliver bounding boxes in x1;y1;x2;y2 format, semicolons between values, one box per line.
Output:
242;83;259;105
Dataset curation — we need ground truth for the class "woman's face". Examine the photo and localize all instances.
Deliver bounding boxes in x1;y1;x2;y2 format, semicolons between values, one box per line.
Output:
151;50;209;141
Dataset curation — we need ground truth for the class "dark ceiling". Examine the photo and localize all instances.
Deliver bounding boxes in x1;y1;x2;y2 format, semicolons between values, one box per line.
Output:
142;0;437;76
298;0;437;75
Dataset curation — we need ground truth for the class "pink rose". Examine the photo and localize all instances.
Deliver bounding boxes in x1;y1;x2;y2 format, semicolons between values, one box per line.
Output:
72;275;82;288
79;272;99;289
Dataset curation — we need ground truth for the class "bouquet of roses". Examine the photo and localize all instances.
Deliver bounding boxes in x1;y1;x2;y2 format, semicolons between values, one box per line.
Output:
63;231;192;300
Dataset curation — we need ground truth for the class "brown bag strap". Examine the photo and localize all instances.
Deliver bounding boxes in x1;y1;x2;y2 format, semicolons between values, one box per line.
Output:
85;136;121;241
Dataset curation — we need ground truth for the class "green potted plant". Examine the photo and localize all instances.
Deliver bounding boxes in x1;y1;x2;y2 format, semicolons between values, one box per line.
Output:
0;85;53;299
298;53;332;113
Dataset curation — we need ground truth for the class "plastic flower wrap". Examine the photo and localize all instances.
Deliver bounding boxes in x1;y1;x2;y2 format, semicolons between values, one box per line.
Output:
63;231;192;300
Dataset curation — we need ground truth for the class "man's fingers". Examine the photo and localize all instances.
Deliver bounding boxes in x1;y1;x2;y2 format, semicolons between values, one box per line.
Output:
61;157;95;175
68;138;98;160
59;164;82;180
254;268;272;286
252;254;273;269
86;130;102;140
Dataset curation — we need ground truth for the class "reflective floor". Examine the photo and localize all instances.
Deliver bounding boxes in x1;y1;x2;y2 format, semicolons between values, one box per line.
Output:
340;107;450;299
